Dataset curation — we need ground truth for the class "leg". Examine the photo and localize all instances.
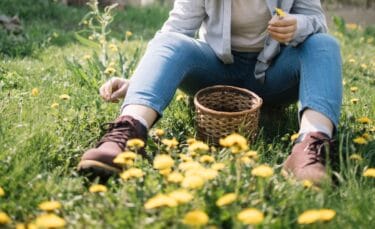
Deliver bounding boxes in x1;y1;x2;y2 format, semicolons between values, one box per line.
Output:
78;32;251;177
122;32;253;120
281;34;343;184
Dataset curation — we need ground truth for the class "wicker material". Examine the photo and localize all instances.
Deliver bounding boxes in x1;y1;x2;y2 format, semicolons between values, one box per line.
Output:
194;85;263;145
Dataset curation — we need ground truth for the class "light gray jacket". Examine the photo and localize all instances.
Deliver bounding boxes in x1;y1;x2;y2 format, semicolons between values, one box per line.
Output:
159;0;328;83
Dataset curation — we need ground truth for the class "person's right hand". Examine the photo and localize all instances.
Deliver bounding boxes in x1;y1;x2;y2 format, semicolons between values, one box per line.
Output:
99;77;129;102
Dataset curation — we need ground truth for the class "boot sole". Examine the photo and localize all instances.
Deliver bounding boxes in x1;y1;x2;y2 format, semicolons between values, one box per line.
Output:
77;160;121;178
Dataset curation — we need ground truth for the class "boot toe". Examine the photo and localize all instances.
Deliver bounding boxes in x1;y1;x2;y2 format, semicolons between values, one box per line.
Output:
78;148;121;178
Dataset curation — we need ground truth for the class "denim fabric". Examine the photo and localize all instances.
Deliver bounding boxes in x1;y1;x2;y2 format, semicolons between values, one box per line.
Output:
122;32;342;127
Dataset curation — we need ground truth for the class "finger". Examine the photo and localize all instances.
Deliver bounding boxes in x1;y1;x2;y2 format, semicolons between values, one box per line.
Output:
99;84;110;101
268;24;296;34
269;31;294;43
269;17;296;27
110;81;129;101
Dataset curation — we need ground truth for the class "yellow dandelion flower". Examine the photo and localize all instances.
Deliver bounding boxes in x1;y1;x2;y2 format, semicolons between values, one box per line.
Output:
181;176;205;189
16;223;26;229
144;194;177;209
168;189;193;204
362;133;372;140
275;7;286;17
113;152;137;165
179;161;203;171
319;209;336;222
199;155;215;163
0;212;11;225
51;102;59;109
167;172;184;183
159;167;172;176
237;208;264;225
121;151;137;160
89;184;108;193
27;223;37;229
0;187;4;197
125;31;133;37
201;168;219;180
361;64;368;69
59;94;70;100
83;54;91;60
290;133;299;142
104;67;116;75
182;210;209;226
38;201;62;211
346;23;358;30
240;156;253;165
357;117;371;124
185;168;217;181
153;154;174;170
127;138;145;149
350;98;359;104
120;168;144;181
161;137;179;149
349;154;363;161
350;86;358;93
187;138;197;145
108;43;118;52
176;94;186;101
348;58;356;63
353;137;368;145
216;193;237;207
363;168;375;177
251;164;274;178
302;180;313;188
298;210;321;224
154;128;165;137
35;213;66;228
245;150;258;159
211;163;225;171
190;151;198;157
188;141;209;152
219;133;248;153
179;154;193;162
31;88;39;96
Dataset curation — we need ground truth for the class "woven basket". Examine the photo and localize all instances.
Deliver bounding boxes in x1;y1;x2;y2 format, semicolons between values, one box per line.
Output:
194;85;263;145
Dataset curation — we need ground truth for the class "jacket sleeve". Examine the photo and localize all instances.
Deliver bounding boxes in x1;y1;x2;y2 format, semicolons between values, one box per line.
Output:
159;0;206;37
289;0;328;46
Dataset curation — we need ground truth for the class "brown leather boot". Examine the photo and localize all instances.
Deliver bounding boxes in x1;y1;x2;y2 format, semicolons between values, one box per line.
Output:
78;115;148;178
282;132;335;185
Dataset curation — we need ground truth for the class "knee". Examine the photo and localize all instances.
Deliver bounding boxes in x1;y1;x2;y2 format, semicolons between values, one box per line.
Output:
303;33;341;52
148;31;196;54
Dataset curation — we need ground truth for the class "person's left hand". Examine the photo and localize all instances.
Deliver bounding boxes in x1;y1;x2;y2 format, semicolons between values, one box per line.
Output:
268;14;297;43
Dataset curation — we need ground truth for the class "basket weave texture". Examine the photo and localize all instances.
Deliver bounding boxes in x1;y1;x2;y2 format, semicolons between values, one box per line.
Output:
194;85;263;145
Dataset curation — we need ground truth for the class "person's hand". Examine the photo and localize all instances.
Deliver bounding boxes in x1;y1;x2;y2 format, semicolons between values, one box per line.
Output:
268;13;297;44
99;77;129;102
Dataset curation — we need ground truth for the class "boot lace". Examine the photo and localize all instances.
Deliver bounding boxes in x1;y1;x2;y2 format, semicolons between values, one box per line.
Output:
97;119;135;150
306;136;336;166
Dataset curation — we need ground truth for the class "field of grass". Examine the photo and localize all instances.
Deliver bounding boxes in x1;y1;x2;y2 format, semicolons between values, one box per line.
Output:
0;0;374;228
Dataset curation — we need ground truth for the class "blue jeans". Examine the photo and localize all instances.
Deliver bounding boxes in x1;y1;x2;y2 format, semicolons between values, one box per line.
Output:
122;32;342;128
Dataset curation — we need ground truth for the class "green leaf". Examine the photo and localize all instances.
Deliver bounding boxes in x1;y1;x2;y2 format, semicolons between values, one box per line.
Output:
74;32;100;49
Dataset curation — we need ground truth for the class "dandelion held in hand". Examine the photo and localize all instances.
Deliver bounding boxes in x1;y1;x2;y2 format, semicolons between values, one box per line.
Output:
275;8;286;17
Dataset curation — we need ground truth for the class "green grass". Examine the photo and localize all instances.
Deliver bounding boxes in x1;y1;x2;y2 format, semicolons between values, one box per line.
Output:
0;1;374;228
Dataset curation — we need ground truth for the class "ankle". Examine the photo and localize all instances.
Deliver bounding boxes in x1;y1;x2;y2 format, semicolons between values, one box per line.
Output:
299;109;333;138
